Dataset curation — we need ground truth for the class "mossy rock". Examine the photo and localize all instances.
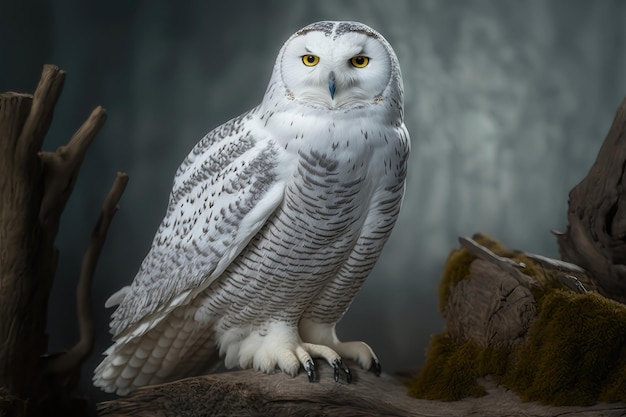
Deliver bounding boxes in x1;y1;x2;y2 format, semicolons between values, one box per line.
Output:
410;234;626;406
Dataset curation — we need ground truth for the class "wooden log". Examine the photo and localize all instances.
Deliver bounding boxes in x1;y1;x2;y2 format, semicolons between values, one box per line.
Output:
97;364;626;417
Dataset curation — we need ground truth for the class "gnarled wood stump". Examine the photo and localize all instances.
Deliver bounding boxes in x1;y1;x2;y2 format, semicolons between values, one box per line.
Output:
557;97;626;303
0;65;127;417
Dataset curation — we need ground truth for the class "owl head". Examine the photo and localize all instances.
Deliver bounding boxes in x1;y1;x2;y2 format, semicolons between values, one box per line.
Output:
264;21;404;113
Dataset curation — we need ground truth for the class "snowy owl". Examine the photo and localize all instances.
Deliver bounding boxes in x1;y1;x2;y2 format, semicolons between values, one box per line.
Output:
94;20;410;395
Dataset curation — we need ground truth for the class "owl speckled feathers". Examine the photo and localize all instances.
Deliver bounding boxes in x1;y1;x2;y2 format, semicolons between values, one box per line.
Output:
93;21;410;395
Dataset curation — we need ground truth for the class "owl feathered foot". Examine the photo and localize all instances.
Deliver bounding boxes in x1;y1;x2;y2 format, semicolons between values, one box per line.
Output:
222;322;364;383
222;322;379;383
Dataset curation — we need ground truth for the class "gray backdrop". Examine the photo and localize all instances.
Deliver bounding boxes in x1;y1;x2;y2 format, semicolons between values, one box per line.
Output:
2;0;626;404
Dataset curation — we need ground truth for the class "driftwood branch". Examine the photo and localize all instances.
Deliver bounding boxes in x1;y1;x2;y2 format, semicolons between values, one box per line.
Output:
458;236;536;287
517;250;587;275
97;365;626;417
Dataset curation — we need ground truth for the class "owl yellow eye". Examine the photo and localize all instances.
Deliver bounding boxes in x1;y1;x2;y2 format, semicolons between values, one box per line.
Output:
302;55;320;66
350;55;369;68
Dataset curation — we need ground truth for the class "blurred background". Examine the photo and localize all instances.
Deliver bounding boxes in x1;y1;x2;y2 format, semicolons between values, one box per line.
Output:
2;0;626;407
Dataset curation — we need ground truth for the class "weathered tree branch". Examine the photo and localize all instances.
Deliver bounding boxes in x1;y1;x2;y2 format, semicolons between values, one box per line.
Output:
518;249;587;275
43;172;129;376
16;65;65;158
39;105;107;230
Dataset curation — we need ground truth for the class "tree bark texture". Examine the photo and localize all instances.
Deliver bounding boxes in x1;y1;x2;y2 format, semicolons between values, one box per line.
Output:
445;258;537;347
0;71;64;398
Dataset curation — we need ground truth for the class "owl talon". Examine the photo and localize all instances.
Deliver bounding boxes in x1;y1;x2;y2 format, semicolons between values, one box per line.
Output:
304;359;315;382
371;358;382;376
332;359;352;383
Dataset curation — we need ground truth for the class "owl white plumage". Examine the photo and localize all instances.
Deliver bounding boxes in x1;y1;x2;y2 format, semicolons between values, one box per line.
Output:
93;21;410;395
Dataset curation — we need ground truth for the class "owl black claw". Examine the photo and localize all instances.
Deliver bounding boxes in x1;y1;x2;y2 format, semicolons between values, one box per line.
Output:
371;358;382;376
332;359;352;383
305;359;315;382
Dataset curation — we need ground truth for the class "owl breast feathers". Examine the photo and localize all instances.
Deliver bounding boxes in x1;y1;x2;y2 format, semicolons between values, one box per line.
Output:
94;20;410;395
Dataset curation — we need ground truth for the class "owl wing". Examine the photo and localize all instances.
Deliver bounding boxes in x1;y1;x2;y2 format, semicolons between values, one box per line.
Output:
108;110;286;341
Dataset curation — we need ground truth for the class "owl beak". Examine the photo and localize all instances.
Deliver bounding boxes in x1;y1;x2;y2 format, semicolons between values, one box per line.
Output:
328;71;336;100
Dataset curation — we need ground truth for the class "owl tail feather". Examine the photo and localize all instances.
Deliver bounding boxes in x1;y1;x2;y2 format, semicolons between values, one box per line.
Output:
93;308;220;396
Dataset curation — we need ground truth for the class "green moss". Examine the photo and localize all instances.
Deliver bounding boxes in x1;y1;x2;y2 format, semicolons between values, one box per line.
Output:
407;333;512;401
438;248;475;313
412;235;626;405
600;344;626;401
408;334;484;400
504;290;626;405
